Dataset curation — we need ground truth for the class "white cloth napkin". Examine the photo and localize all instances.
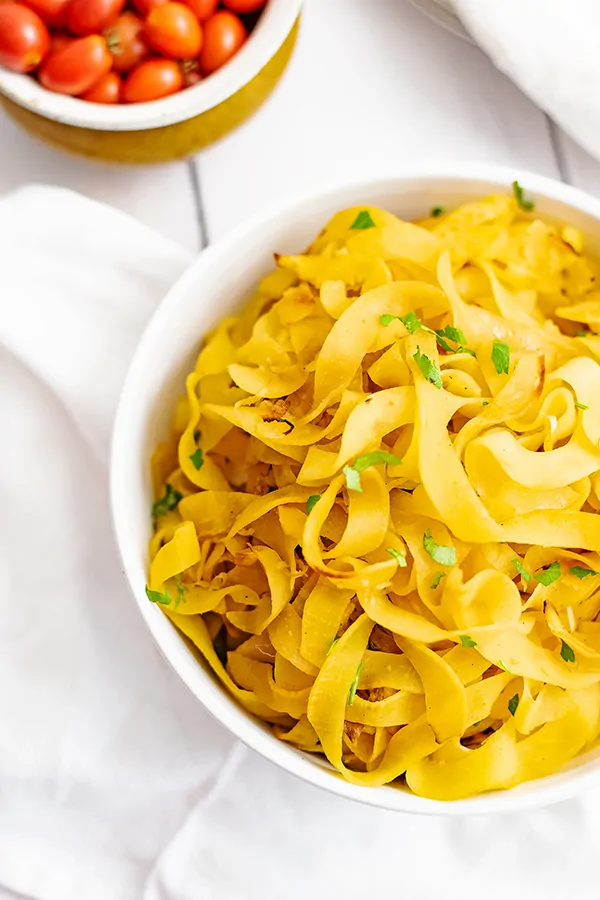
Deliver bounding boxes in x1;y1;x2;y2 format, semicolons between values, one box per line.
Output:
3;186;600;900
451;0;600;163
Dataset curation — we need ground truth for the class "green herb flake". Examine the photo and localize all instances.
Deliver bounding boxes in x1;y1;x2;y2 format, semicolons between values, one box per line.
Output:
413;347;443;389
380;313;399;327
431;206;444;217
189;448;204;470
512;180;535;211
145;586;172;606
326;637;340;658
348;662;364;705
193;429;201;442
400;310;422;334
534;561;561;586
561;640;576;663
423;529;457;567
431;571;446;589
512;558;531;584
459;635;477;648
343;465;363;493
576;331;588;338
575;401;589;410
491;340;510;375
151;483;182;521
343;451;402;493
508;693;520;717
387;547;407;567
350;210;376;230
482;400;489;406
306;495;321;515
438;324;467;345
174;574;186;610
354;450;402;472
570;565;597;579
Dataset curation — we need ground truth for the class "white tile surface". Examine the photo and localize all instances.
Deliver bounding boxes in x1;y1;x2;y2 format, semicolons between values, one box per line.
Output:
196;0;560;241
0;111;200;254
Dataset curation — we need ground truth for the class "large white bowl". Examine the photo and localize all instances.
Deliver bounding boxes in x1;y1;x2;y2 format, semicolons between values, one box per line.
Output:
112;163;600;816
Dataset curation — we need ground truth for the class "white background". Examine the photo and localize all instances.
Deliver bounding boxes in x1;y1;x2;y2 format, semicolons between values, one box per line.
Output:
2;0;600;253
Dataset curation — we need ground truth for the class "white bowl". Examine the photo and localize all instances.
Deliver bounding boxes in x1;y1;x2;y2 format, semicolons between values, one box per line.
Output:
112;163;600;816
0;0;302;131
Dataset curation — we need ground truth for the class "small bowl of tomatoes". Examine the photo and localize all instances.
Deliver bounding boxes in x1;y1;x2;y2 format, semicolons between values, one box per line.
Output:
0;0;302;163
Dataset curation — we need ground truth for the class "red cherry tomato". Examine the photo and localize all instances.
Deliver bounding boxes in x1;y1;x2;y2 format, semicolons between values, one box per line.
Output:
105;11;148;73
181;0;218;21
81;70;121;102
0;4;49;73
222;0;266;11
40;34;113;95
145;2;202;59
68;0;126;36
132;0;167;15
180;57;201;86
199;10;245;76
122;57;182;102
23;0;71;28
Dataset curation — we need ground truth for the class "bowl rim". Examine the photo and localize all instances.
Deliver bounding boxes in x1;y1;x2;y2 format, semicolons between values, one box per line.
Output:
111;162;600;815
0;0;302;132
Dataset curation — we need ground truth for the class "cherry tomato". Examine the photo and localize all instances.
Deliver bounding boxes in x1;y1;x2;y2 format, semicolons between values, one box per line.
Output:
0;4;49;73
68;0;126;36
132;0;167;15
145;2;202;59
199;10;245;76
182;0;218;21
23;0;71;28
222;0;265;11
105;12;148;73
81;70;121;102
39;34;112;95
122;57;182;102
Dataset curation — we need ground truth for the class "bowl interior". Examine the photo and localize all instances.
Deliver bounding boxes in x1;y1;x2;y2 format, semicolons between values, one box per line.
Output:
112;166;600;815
0;0;302;131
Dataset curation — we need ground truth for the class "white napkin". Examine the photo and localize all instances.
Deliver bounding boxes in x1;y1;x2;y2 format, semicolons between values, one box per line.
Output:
3;186;600;900
451;0;600;163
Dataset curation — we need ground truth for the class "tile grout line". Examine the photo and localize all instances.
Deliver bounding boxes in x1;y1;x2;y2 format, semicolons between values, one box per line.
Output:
186;158;211;251
545;114;571;184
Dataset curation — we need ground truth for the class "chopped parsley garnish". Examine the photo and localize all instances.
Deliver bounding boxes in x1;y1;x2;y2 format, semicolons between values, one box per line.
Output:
431;571;446;589
576;331;588;338
534;561;561;586
574;401;589;410
414;347;442;389
193;429;201;442
512;558;531;584
306;495;321;515
146;586;173;606
560;640;575;663
512;180;535;211
434;324;476;357
459;635;477;648
326;637;340;658
387;547;407;567
482;400;489;406
189;448;204;470
423;529;456;567
379;310;422;331
174;574;185;609
152;483;182;521
348;662;363;705
343;451;402;493
508;694;520;716
350;210;376;230
431;206;444;217
380;314;399;327
491;340;510;375
570;565;597;579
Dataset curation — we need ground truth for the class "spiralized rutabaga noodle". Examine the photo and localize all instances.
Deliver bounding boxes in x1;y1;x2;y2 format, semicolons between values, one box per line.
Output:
147;191;600;800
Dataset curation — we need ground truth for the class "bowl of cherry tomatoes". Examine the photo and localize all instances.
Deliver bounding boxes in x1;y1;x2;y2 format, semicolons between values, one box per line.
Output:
0;0;302;163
